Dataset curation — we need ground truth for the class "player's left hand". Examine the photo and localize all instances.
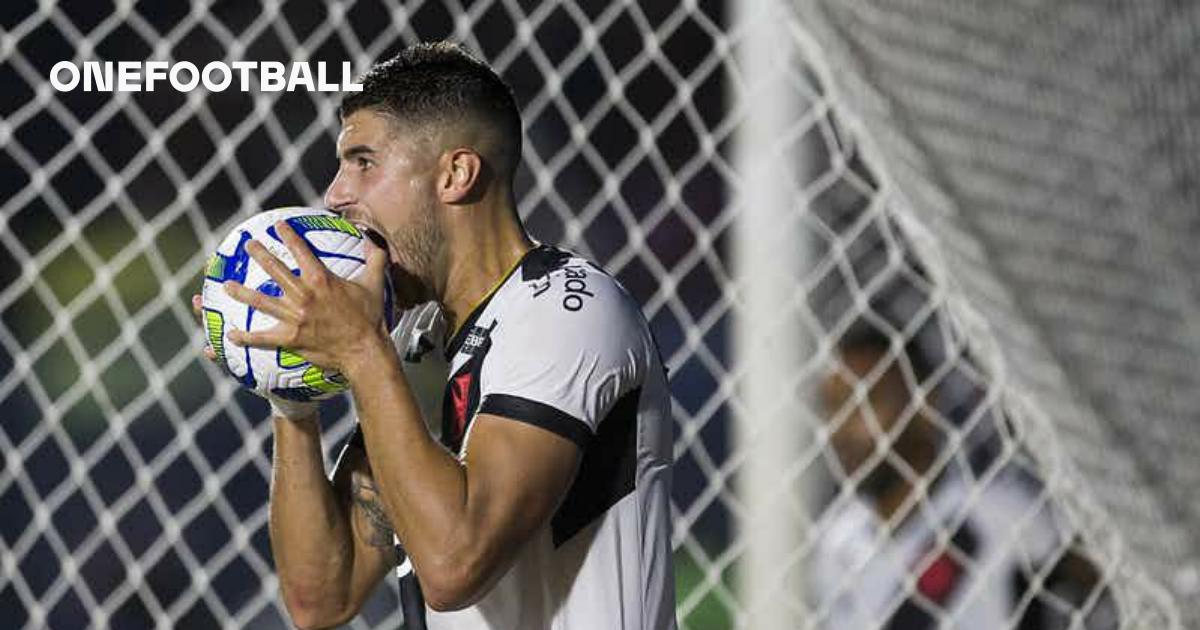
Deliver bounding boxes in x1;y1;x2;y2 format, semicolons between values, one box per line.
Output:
222;220;389;373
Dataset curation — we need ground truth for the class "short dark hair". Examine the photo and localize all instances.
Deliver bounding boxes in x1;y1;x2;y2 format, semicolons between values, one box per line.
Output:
340;41;522;179
838;319;934;384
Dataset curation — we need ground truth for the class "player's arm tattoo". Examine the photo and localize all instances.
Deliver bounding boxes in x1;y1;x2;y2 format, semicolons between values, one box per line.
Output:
350;472;395;549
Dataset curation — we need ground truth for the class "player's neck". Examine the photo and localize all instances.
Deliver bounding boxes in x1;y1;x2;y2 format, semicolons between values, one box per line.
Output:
438;193;533;336
869;418;941;523
866;445;939;524
872;475;915;523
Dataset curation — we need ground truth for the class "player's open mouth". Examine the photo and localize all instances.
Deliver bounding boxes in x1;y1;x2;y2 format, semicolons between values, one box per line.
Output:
359;224;389;253
353;222;418;296
350;220;398;259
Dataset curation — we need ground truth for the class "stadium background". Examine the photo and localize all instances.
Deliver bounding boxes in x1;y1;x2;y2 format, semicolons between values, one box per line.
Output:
2;1;1199;629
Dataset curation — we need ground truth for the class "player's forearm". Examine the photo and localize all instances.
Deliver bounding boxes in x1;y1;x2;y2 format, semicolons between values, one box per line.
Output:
269;417;356;621
342;334;483;599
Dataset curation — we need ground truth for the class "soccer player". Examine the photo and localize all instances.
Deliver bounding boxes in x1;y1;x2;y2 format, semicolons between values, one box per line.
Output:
195;42;676;629
812;322;1114;629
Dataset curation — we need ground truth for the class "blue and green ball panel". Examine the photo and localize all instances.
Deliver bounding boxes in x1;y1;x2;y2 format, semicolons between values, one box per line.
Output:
270;365;347;401
205;231;253;284
202;308;227;364
266;215;366;264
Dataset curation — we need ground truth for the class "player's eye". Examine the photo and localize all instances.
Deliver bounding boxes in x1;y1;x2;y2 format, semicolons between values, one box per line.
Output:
356;157;373;170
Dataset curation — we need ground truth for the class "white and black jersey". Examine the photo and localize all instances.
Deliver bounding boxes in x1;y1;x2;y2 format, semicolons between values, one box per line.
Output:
810;465;1109;630
351;245;677;630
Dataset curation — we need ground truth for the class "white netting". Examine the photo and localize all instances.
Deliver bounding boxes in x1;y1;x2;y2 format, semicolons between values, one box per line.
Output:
0;1;1190;629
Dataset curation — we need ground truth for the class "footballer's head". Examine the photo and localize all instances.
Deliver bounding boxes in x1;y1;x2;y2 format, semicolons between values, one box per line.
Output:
820;321;940;492
326;41;522;297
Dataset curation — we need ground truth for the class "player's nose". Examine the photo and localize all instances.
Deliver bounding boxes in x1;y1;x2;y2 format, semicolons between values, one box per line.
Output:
324;172;354;211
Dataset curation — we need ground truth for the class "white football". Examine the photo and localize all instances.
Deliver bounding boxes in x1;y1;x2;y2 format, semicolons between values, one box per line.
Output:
200;207;396;402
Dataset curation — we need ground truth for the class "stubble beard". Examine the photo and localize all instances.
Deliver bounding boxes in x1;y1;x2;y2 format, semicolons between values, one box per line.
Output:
388;202;442;306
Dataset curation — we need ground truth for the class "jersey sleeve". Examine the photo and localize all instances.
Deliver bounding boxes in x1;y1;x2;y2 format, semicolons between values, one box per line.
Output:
476;266;646;448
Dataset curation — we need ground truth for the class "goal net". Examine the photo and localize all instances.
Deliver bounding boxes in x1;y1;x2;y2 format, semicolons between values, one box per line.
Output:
0;1;1194;629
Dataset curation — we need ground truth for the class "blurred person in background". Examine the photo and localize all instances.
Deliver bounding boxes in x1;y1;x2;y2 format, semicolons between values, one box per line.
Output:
812;320;1115;630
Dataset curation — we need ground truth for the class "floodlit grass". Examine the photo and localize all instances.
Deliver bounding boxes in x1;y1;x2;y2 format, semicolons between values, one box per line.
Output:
675;547;736;630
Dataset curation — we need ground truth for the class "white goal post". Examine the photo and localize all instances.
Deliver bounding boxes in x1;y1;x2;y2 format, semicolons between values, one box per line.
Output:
1;1;1195;629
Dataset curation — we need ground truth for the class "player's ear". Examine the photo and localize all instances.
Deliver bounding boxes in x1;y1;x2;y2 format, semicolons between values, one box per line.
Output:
438;148;484;205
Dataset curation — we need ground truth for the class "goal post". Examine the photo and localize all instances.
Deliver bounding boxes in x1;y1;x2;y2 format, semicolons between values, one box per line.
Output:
729;0;819;627
0;1;1194;629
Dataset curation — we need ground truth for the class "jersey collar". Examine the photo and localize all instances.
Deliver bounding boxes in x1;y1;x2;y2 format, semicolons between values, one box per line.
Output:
443;244;544;360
